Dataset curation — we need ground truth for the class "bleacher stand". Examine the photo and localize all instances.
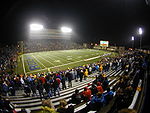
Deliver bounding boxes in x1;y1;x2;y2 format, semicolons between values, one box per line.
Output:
0;42;149;113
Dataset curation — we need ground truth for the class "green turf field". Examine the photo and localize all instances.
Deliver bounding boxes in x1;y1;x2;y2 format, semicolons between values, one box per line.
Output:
15;49;117;74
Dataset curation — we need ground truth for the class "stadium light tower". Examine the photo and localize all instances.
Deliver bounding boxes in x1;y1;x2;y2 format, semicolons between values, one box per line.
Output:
30;23;44;31
61;26;72;33
138;27;143;49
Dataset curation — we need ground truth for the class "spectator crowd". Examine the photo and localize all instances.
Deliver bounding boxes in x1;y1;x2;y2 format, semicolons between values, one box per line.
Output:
24;39;84;53
0;42;149;113
0;44;18;74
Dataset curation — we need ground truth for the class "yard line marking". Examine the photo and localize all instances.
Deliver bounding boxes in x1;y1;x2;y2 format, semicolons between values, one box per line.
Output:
31;54;46;68
56;51;80;61
38;52;68;66
22;55;26;74
26;53;111;74
55;53;73;62
49;58;83;69
51;52;74;62
67;58;72;60
37;55;55;66
67;56;72;57
45;54;63;64
54;60;60;62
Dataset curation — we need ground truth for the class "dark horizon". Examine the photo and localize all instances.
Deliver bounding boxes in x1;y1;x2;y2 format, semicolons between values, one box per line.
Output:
0;0;150;48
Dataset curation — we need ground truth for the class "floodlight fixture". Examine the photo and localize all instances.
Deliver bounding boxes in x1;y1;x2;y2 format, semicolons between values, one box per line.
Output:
131;36;135;48
61;26;72;33
30;24;44;31
138;27;143;35
131;36;134;41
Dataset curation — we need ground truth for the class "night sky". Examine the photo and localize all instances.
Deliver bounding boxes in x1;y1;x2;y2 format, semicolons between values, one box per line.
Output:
0;0;150;48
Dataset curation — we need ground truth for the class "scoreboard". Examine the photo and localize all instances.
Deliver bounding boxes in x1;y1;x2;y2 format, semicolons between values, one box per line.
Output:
100;41;109;47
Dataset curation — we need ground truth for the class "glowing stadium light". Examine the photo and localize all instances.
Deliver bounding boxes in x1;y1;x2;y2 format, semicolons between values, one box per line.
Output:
138;27;143;49
131;36;134;41
61;26;72;33
138;27;143;35
30;24;44;31
131;36;134;48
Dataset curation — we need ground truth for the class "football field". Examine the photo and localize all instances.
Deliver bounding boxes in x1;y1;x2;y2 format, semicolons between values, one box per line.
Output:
16;49;117;74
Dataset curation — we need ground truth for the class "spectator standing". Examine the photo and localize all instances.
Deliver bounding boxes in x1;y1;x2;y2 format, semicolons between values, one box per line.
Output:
30;80;37;97
53;77;60;96
43;81;51;98
66;71;73;88
84;69;88;80
61;74;66;90
79;69;84;82
2;81;9;96
74;69;78;82
99;64;103;73
56;77;61;90
24;84;31;97
102;76;109;90
37;80;45;100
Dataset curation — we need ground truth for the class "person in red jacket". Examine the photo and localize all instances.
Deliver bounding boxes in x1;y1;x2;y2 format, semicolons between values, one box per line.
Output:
56;77;61;90
97;82;104;94
82;87;92;102
39;75;46;84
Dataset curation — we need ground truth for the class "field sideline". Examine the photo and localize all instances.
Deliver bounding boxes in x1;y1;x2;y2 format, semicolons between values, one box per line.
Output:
15;49;117;74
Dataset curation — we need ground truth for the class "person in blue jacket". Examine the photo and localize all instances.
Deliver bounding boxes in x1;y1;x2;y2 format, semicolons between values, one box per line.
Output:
103;87;114;105
90;92;106;111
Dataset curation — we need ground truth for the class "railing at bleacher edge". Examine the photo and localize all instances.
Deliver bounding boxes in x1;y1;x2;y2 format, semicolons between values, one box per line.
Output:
132;71;147;113
128;79;142;109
